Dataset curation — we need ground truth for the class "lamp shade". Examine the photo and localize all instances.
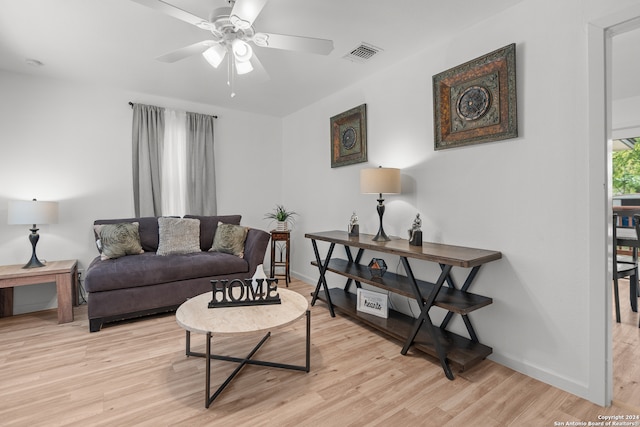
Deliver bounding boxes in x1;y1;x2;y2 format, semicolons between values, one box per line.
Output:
235;58;254;75
202;44;226;68
8;200;59;225
231;39;253;62
360;167;401;195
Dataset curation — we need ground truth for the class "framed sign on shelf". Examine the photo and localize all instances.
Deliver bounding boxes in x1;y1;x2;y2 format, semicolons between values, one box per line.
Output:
356;288;388;318
433;43;517;150
330;104;367;168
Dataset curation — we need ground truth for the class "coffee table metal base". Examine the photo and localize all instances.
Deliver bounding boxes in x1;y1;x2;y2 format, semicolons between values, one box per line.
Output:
185;309;311;408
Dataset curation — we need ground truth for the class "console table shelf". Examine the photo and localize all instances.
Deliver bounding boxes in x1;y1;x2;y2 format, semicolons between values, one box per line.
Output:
311;258;492;315
314;289;493;371
306;230;501;380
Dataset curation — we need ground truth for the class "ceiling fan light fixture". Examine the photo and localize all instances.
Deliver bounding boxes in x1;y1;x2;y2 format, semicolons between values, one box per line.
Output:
232;39;253;62
235;58;253;75
202;44;226;68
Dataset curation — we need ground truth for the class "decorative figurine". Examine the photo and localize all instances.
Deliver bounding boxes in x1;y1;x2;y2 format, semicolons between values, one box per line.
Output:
349;211;359;236
408;213;423;246
367;258;387;278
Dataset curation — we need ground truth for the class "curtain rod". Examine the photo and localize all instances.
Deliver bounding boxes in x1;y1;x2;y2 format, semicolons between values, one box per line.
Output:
128;102;218;119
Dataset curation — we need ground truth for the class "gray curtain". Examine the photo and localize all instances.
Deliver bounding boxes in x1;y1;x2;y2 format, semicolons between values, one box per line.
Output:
132;103;164;217
186;112;217;215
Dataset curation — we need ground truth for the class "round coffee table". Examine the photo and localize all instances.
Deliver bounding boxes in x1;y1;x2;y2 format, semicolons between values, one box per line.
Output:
176;287;310;408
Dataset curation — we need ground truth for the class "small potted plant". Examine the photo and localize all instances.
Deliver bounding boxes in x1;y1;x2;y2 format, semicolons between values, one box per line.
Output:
265;205;298;231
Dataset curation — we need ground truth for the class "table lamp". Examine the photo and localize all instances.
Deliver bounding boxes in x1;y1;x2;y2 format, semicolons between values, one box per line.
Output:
360;166;401;242
8;198;59;268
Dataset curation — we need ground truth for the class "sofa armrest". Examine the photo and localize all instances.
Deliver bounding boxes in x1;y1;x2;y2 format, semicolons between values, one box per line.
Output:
243;228;270;275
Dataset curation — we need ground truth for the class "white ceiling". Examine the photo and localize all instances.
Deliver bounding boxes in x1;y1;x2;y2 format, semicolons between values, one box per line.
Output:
0;0;532;117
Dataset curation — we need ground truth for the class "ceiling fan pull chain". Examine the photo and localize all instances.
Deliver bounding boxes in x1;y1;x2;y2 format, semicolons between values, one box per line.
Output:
229;58;236;98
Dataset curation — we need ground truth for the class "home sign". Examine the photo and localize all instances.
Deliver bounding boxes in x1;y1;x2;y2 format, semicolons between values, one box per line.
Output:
209;278;281;308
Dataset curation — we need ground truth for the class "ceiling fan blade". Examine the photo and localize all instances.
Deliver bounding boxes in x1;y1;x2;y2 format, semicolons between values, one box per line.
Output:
131;0;208;27
156;41;217;63
230;0;268;28
253;33;334;55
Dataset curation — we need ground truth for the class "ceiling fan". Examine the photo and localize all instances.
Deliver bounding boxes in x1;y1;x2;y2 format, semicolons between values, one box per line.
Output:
131;0;334;97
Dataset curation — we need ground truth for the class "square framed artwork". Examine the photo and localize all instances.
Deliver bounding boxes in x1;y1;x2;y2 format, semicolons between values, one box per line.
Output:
330;104;367;168
433;43;517;150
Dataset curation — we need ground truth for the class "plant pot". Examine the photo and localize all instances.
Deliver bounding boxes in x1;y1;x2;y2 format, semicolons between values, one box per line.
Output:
276;221;288;231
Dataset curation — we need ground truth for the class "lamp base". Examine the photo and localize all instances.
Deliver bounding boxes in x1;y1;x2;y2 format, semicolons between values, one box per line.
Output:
372;229;390;242
23;255;45;269
23;227;45;269
372;197;391;242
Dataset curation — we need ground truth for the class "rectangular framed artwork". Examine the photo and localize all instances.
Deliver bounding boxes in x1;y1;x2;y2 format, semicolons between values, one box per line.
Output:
330;104;367;168
433;43;517;150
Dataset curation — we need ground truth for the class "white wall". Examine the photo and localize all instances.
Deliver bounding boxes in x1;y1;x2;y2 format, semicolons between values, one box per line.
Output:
281;0;640;406
613;95;640;139
0;70;282;314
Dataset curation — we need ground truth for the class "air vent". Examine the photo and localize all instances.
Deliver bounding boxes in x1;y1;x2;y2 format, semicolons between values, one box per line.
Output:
343;42;383;63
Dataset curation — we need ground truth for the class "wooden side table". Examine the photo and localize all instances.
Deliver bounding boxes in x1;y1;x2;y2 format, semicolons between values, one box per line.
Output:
0;260;78;324
270;230;290;286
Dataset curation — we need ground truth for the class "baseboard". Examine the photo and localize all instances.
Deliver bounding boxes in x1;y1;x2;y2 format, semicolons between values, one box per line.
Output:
487;353;591;404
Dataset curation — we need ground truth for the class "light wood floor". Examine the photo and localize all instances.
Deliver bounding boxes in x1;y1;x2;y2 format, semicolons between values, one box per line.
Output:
0;279;638;426
613;278;640;409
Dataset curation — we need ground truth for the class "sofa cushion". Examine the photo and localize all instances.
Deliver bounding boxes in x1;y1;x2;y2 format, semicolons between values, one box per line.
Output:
84;251;250;293
184;215;241;251
94;217;161;252
156;217;201;256
94;222;144;260
211;223;248;257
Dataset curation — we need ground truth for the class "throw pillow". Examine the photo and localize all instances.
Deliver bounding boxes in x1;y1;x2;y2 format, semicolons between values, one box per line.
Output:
210;222;248;257
157;217;201;256
95;222;144;260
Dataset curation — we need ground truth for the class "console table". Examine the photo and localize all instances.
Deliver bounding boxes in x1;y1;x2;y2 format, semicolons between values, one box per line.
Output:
305;230;501;379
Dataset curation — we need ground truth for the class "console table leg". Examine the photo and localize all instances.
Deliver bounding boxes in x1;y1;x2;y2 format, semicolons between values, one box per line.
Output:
343;247;364;293
400;258;455;379
462;315;479;343
439;265;482;341
310;240;336;317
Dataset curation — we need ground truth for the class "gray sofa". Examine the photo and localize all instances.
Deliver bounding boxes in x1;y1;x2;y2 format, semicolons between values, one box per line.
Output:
84;215;270;332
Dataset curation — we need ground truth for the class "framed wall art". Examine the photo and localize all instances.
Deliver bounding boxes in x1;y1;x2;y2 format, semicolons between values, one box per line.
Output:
433;43;517;150
330;104;367;168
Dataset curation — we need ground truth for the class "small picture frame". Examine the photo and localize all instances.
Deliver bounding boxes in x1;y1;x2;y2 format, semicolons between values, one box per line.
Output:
330;104;367;168
433;43;517;150
357;288;388;318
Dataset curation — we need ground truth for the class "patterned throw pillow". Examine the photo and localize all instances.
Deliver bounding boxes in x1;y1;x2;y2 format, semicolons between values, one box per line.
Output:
156;217;201;256
210;223;248;257
95;222;144;260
